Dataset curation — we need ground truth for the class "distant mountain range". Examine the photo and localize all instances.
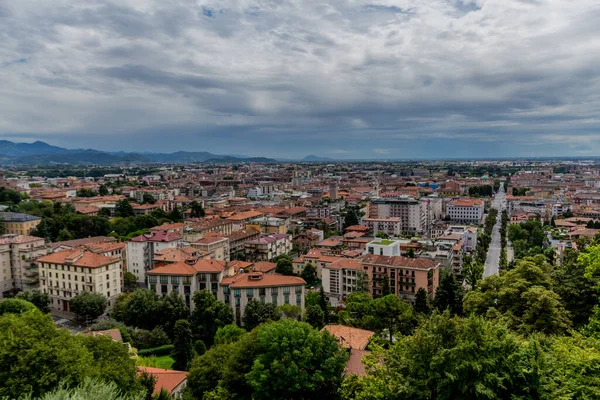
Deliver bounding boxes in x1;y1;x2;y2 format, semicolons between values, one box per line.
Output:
302;154;334;162
0;140;277;165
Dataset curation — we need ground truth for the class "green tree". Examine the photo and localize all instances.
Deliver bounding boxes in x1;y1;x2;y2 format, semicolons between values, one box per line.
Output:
123;272;138;292
98;184;109;196
115;199;135;218
319;285;328;313
171;320;194;371
190;290;233;343
413;288;431;315
0;310;92;398
0;298;36;316
142;193;156;205
343;313;533;400
373;294;415;342
79;334;140;393
434;269;463;316
276;303;302;320
275;256;294;275
190;200;206;218
243;300;278;330
464;256;572;335
246;319;348;399
300;263;317;284
15;290;51;313
305;304;325;329
380;276;392;296
24;378;145;400
214;324;247;345
194;340;207;356
462;258;484;290
113;290;161;330
77;188;97;198
56;227;74;241
158;291;189;338
70;292;107;320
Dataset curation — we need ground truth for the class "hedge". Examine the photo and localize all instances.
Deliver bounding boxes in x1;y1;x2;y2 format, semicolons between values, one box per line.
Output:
137;344;174;357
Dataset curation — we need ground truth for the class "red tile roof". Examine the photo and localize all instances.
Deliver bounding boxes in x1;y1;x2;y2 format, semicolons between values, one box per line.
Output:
222;272;306;288
36;249;119;268
130;231;182;243
138;367;188;396
322;325;374;350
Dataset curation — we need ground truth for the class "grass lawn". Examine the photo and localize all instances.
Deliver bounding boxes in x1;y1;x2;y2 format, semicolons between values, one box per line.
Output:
155;355;174;369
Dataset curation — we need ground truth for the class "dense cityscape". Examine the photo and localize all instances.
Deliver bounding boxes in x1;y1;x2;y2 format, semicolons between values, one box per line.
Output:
3;0;600;398
2;151;600;398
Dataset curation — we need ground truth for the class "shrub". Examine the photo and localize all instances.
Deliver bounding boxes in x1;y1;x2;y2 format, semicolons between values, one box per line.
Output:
137;345;175;357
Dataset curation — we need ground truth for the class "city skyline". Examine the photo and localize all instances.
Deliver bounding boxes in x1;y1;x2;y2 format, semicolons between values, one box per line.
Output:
2;1;599;158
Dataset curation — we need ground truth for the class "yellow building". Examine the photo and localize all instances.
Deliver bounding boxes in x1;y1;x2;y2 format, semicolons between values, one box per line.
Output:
0;212;42;235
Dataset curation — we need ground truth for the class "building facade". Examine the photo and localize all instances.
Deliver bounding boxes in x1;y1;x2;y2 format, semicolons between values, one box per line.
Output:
126;231;183;285
0;212;42;235
0;234;50;298
446;199;485;225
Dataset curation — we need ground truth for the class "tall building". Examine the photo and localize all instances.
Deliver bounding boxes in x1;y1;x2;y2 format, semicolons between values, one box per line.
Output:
126;230;183;285
361;254;440;302
369;197;426;234
0;234;50;298
329;182;339;200
446;199;485;225
37;248;123;313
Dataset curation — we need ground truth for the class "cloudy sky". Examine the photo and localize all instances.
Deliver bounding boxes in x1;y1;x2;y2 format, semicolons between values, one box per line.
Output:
1;0;599;159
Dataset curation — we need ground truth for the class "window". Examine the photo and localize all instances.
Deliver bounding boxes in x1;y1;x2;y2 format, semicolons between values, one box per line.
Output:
199;274;206;281
234;289;241;297
247;288;254;297
284;294;290;304
148;275;157;284
171;276;179;285
271;287;278;295
160;276;168;285
296;294;301;305
210;273;218;281
283;286;290;294
295;286;302;294
272;295;278;305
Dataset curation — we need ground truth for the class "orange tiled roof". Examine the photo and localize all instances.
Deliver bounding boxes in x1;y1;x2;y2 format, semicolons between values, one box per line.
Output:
322;325;374;350
223;272;306;288
36;249;119;268
137;367;188;396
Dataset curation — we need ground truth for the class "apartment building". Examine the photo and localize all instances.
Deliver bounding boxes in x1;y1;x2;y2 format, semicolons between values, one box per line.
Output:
244;234;292;261
126;230;183;285
147;259;232;309
366;239;401;257
446;199;485;225
369;197;426;234
218;272;306;325
191;237;230;261
361;254;440;302
362;217;402;236
183;219;234;242
321;258;363;307
225;229;261;259
0;212;42;235
0;234;50;298
37;248;123;313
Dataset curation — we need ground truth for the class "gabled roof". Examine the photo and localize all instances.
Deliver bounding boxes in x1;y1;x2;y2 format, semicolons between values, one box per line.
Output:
322;325;374;350
130;231;182;243
222;272;306;288
138;367;188;396
36;249;119;268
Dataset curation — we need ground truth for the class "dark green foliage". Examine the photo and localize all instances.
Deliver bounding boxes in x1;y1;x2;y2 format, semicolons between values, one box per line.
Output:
300;263;317;284
98;184;109;196
171;320;194;371
275;256;294;275
434;269;464;316
508;220;548;260
305;304;325;329
131;327;170;350
77;188;97;198
512;187;529;196
194;340;207;355
468;185;493;197
123;272;138;292
0;298;36;315
343;205;360;229
413;288;431;315
158;292;189;338
113;290;160;330
191;290;233;343
115;199;135;217
137;345;175;357
187;319;348;400
189;200;205;218
214;324;247;345
70;292;107;320
243;300;278;330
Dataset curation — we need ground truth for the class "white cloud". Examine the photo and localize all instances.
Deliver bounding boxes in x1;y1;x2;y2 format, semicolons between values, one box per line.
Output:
0;0;599;156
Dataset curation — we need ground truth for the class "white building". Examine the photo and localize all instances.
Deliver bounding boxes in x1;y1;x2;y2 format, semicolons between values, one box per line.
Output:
126;230;183;286
247;187;262;198
366;239;401;257
0;234;50;298
219;272;306;325
369;197;426;234
362;217;402;236
244;234;292;261
446;199;485;225
36;248;123;313
321;258;363;307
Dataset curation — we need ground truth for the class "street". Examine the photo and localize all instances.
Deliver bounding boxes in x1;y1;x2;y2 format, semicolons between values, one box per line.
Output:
483;185;507;277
